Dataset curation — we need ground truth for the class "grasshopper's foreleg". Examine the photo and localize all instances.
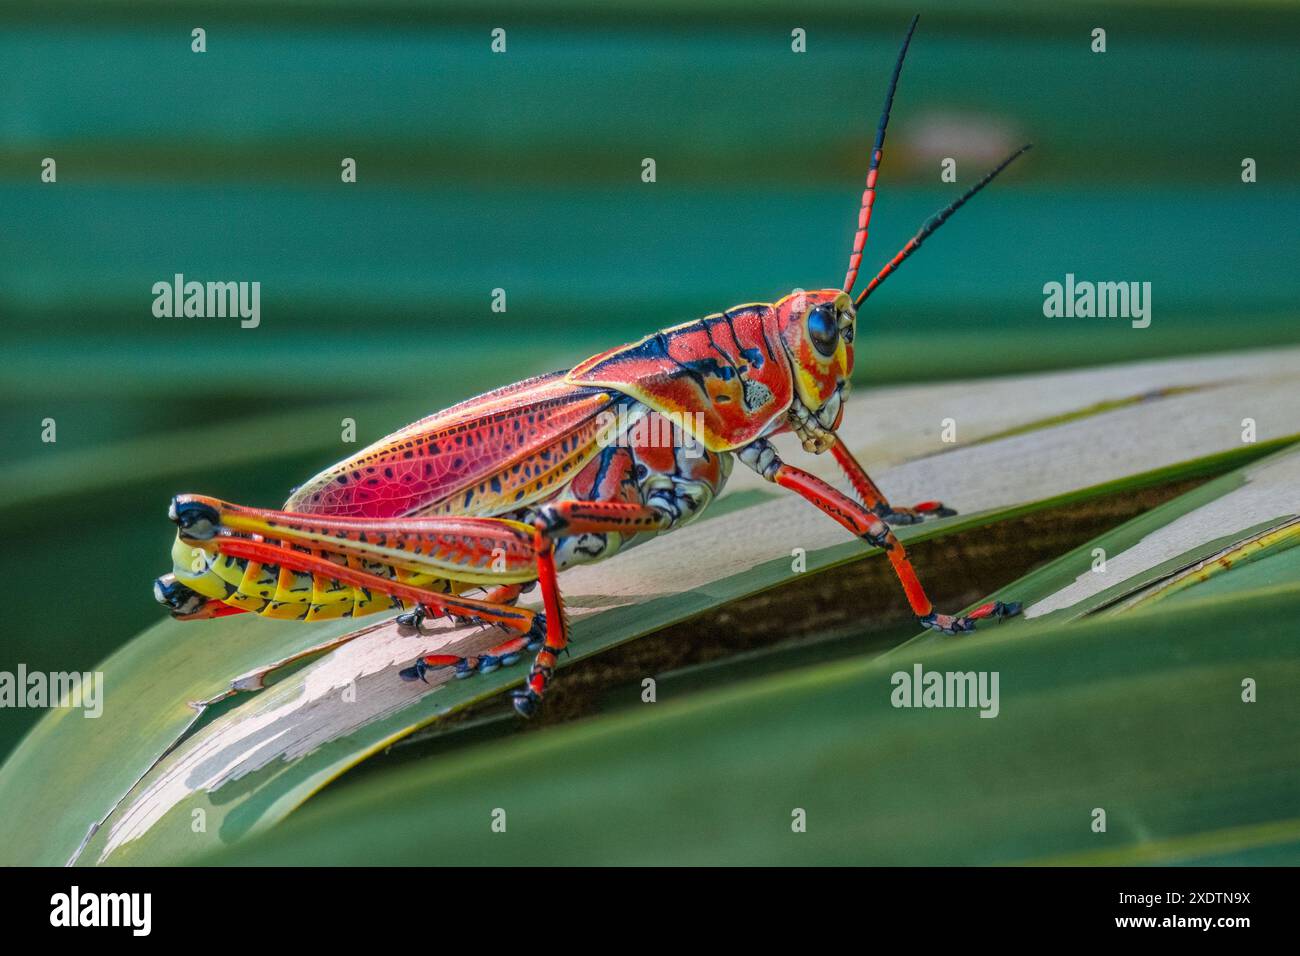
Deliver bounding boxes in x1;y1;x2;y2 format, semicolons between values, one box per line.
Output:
741;440;1019;634
830;440;955;525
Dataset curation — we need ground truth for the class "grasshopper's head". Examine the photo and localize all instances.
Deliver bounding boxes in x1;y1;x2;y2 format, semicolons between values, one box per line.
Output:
773;289;855;453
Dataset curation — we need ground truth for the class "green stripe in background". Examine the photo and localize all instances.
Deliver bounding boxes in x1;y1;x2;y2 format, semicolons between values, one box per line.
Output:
0;0;1296;759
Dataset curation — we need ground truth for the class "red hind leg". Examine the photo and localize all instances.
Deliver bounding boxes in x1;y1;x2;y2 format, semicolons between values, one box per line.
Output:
170;493;676;717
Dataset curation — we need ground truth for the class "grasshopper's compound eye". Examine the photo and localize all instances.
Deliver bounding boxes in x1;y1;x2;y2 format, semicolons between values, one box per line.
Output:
806;304;839;358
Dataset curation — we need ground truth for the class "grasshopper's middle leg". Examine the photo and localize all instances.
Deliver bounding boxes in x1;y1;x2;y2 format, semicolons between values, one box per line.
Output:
410;498;677;716
507;499;675;717
379;489;675;713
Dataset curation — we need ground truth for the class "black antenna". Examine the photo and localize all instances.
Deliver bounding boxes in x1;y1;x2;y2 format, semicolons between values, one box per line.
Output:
854;143;1033;308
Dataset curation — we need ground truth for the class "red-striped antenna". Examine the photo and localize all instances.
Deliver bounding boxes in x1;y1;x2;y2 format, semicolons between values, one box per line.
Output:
854;143;1033;308
842;13;919;297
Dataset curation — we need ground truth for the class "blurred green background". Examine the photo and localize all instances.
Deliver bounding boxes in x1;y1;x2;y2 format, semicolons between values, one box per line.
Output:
1;0;1297;759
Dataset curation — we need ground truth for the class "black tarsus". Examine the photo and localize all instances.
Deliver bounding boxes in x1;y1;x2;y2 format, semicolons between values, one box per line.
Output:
873;13;920;159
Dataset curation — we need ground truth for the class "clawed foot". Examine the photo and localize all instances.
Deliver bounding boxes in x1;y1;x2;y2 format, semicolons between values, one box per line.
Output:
398;642;529;683
919;600;1022;635
395;605;427;630
397;614;547;688
510;688;540;718
881;500;957;525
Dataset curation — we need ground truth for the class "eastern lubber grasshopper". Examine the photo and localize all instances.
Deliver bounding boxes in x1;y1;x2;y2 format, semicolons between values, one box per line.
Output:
154;15;1029;717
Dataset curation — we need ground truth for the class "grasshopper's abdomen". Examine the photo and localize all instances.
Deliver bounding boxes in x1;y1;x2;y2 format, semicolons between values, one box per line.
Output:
167;531;462;621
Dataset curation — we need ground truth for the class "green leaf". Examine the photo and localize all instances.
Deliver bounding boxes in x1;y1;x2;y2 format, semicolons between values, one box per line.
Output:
206;582;1300;866
205;442;1300;866
1;351;1295;865
898;442;1300;651
0;613;365;866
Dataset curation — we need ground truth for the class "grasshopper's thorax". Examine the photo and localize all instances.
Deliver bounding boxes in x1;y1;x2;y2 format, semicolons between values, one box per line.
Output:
772;289;856;453
567;290;855;455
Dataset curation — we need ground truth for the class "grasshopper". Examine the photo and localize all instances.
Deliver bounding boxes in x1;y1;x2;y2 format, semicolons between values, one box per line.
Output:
154;15;1028;717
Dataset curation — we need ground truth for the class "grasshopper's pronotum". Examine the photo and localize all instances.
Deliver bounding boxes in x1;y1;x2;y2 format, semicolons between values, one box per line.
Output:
155;15;1028;717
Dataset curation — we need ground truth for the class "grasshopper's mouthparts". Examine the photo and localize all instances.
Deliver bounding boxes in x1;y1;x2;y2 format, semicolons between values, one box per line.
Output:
788;382;848;454
788;399;836;454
